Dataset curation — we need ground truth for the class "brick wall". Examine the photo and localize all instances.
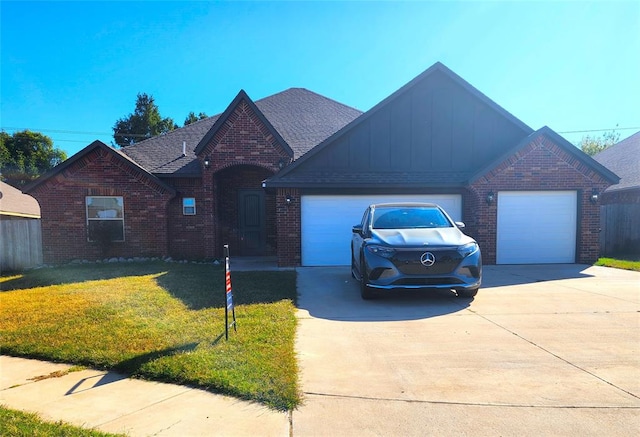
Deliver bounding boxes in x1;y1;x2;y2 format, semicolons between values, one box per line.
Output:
29;147;174;264
166;177;207;259
275;188;301;267
469;135;611;264
198;98;291;259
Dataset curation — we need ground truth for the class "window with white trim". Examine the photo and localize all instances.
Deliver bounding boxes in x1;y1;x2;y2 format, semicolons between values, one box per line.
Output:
183;197;196;215
86;196;124;242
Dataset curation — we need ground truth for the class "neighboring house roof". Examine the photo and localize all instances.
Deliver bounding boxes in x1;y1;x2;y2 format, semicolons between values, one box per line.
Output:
0;180;41;218
121;88;363;176
593;131;640;192
23;140;177;195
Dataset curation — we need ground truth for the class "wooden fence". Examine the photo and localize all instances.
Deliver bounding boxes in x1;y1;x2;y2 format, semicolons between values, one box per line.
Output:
0;219;43;271
600;204;640;257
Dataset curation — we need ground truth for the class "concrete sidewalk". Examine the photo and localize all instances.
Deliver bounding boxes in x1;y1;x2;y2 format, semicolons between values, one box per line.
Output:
0;355;289;436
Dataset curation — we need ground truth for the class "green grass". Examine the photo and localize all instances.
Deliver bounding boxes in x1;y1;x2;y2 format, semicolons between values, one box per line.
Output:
595;257;640;272
0;406;125;437
0;262;299;410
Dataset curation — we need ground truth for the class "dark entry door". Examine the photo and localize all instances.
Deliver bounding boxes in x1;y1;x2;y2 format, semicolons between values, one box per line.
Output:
238;189;266;255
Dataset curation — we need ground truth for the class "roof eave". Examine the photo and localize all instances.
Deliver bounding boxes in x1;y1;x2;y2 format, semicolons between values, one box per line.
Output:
0;211;41;219
264;180;467;189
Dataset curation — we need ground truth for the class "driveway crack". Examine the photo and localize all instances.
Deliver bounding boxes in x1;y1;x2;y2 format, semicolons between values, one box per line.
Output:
303;391;640;409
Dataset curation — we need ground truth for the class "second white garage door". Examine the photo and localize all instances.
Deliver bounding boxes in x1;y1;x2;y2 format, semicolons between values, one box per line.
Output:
497;191;577;264
301;194;462;266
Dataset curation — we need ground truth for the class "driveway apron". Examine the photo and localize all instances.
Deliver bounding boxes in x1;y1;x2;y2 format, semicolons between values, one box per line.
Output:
292;265;640;436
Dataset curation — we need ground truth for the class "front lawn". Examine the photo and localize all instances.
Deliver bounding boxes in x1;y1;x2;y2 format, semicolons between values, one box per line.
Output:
0;261;299;410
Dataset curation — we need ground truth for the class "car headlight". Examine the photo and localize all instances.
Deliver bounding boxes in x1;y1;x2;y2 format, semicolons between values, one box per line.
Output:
366;245;396;259
459;242;479;258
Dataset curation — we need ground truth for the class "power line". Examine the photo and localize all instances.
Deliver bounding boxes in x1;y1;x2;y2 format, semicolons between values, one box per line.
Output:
557;127;640;135
3;125;639;140
1;127;150;138
1;127;112;136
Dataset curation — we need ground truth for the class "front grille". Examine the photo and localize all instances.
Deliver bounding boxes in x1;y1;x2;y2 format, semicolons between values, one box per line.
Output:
393;277;464;286
392;249;462;275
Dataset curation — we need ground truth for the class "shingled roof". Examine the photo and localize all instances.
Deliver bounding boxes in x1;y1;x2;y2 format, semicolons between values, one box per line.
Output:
0;180;40;218
593;130;640;192
120;88;363;177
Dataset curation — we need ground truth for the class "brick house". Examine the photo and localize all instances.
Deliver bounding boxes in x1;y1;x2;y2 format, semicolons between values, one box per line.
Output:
25;62;618;266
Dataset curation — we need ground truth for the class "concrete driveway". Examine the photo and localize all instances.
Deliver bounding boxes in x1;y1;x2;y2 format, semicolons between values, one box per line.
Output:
292;265;640;436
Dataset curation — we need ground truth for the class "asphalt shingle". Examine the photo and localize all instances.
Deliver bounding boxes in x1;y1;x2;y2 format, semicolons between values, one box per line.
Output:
120;88;362;176
593;131;640;192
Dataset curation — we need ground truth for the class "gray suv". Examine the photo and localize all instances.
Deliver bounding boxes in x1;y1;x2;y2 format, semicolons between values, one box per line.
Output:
351;203;482;300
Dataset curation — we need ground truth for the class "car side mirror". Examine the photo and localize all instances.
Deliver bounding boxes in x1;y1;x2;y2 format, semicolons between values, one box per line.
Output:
455;221;466;230
352;224;363;235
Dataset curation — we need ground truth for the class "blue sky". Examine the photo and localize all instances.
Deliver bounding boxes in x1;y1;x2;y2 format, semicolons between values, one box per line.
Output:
2;1;639;157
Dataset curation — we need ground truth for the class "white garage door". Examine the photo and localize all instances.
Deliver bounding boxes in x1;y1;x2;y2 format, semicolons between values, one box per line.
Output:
497;191;577;264
301;194;462;266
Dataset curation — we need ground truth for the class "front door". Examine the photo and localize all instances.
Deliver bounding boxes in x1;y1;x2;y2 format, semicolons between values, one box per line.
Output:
238;189;266;255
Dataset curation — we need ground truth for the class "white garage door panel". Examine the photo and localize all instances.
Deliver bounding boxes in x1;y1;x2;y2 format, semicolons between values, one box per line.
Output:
497;191;576;264
301;194;462;266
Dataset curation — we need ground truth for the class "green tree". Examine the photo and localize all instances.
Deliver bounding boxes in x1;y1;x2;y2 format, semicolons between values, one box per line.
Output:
0;130;67;188
184;111;208;126
113;93;177;147
579;129;620;156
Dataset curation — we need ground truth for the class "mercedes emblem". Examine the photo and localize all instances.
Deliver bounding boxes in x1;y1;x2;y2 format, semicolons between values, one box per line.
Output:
420;252;436;267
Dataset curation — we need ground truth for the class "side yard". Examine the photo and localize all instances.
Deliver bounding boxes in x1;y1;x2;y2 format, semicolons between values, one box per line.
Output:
595;257;640;272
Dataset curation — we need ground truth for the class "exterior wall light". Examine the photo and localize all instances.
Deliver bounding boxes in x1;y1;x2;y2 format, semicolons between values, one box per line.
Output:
204;156;211;169
590;188;599;204
285;194;292;205
486;191;495;205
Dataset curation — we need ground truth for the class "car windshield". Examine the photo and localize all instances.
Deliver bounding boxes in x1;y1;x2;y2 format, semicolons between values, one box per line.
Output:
372;207;452;229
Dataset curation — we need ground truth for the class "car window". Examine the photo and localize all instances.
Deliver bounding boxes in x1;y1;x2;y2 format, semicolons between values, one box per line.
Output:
361;208;371;235
372;207;452;229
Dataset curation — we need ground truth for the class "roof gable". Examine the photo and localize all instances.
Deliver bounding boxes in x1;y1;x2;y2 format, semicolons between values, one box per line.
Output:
266;62;533;188
194;90;293;158
469;126;620;185
23;140;176;195
593;131;640;191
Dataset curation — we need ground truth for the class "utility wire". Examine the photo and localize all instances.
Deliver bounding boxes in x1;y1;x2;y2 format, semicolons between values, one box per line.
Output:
558;127;640;134
3;125;639;138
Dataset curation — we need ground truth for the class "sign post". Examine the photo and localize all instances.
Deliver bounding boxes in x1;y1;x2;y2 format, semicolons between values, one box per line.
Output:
224;244;237;340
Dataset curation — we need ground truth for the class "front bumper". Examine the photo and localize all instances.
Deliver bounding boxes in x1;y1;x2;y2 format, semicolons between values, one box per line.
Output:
363;247;482;291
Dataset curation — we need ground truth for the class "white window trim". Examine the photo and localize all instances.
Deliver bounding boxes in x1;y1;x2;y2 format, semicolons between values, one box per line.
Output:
183;197;196;215
86;196;125;242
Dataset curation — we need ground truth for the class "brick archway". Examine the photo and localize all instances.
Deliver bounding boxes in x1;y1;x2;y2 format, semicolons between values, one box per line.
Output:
215;165;276;257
